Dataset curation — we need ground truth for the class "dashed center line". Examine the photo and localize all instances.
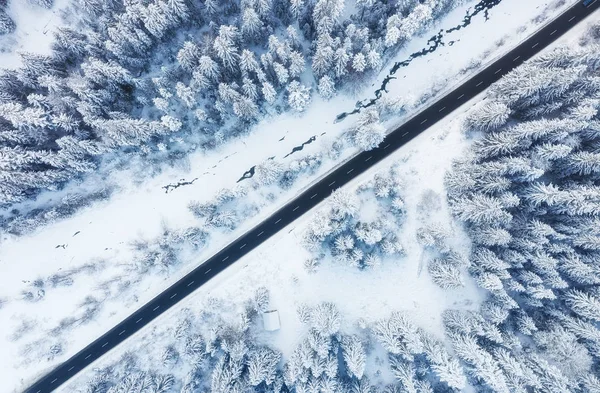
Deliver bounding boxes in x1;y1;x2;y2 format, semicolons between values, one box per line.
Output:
310;193;318;199
513;55;521;62
84;354;91;359
102;342;108;347
240;243;247;249
136;317;143;323
550;29;557;35
187;280;195;287
67;366;75;372
51;379;57;384
494;68;502;74
383;143;391;149
256;231;264;237
347;168;354;174
457;94;465;100
275;218;282;224
170;293;177;299
204;269;212;274
438;106;446;112
328;181;336;186
364;156;372;162
531;42;539;49
402;131;409;136
153;305;160;311
476;81;483;87
569;16;576;22
222;256;229;261
118;330;126;336
292;206;300;211
420;119;428;125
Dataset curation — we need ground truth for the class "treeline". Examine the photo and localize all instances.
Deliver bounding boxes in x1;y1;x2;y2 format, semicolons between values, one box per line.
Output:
0;0;466;213
444;24;600;392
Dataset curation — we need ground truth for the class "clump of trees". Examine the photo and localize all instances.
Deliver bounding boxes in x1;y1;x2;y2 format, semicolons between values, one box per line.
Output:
445;38;600;392
303;165;406;270
0;0;469;223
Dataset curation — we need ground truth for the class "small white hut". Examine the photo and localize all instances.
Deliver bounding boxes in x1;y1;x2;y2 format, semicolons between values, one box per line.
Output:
262;309;281;331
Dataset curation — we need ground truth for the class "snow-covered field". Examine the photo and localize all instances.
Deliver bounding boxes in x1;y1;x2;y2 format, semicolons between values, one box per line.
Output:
0;0;584;391
58;86;484;393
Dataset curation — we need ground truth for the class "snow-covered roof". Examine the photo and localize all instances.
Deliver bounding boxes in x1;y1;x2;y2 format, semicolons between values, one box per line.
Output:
262;310;281;331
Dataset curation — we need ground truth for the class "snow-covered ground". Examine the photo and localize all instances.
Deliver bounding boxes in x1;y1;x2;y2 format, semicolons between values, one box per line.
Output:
0;0;73;69
58;89;484;393
0;0;583;391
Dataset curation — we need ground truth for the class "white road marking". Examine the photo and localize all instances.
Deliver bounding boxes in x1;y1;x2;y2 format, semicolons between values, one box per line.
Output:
153;305;160;311
222;256;229;261
402;132;409;136
569;16;576;22
364;156;372;162
347;168;354;174
494;68;502;74
170;293;177;299
531;42;539;49
310;193;318;199
240;243;247;249
513;55;521;62
136;317;143;323
420;119;428;125
383;143;391;149
439;106;446;112
84;354;91;359
586;0;597;7
118;330;126;336
102;342;108;347
275;218;282;224
476;81;483;87
67;366;74;372
293;206;300;211
256;231;264;237
328;181;336;186
204;269;212;274
550;29;557;35
51;379;57;384
187;281;194;287
457;94;464;100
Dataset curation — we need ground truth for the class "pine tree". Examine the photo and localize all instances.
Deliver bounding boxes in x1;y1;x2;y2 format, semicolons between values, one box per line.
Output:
213;25;240;72
342;336;366;379
351;108;386;151
287;81;311;112
318;76;336;99
262;82;277;104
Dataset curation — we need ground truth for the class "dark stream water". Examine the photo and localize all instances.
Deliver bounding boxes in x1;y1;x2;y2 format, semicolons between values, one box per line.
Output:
335;0;503;122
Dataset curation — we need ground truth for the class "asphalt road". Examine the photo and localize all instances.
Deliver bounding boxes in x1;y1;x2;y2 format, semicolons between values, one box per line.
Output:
24;2;600;392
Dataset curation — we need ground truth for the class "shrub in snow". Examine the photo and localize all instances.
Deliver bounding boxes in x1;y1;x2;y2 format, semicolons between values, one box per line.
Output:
287;80;311;112
0;10;15;35
351;108;386;151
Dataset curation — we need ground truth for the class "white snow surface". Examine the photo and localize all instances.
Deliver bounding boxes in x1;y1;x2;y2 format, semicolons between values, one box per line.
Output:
0;0;585;391
0;0;73;69
59;97;483;393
